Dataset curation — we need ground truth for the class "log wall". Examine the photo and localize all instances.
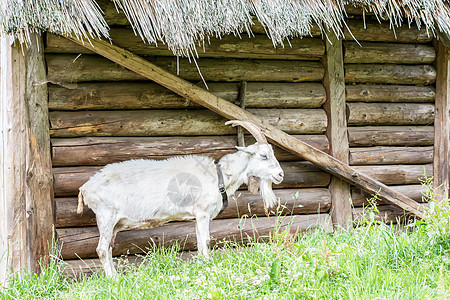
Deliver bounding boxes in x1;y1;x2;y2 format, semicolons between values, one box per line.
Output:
343;17;436;220
45;8;437;272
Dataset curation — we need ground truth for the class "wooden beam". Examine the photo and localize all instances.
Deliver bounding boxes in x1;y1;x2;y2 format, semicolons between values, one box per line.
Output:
1;35;29;282
323;35;352;228
24;34;55;273
66;36;425;218
433;41;450;199
0;34;54;282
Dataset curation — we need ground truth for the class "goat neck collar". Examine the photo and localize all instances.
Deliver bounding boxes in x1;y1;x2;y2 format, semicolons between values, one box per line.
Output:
215;163;228;213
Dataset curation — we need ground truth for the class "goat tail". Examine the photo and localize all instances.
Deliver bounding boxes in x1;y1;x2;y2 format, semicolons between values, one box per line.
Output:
77;191;84;215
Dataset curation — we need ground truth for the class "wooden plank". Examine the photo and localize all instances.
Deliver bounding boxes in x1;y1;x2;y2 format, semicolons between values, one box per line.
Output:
344;20;433;43
345;64;436;85
346;85;436;103
348;126;434;146
433;41;450;198
48;82;326;110
353;164;433;185
0;35;29;281
49;109;327;137
46;31;325;60
57;214;332;259
351;185;427;207
55;188;331;227
46;54;324;83
344;42;436;64
323;34;352;228
50;135;329;166
350;146;433;165
66;36;424;217
24;34;55;273
52;162;331;197
347;103;435;126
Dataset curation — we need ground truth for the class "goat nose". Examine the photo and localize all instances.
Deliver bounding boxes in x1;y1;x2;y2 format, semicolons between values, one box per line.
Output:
279;171;284;178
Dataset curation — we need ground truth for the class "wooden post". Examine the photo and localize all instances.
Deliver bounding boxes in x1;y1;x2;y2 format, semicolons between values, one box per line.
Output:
25;34;55;273
323;35;352;228
433;40;450;199
0;34;54;282
66;36;424;218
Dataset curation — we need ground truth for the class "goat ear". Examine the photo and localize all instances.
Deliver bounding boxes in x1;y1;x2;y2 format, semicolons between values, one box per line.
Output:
235;146;256;155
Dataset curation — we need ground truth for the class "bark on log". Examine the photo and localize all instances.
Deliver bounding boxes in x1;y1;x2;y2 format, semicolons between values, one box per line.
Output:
52;162;331;197
350;146;433;165
351;184;427;207
46;31;325;60
46;55;324;83
48;82;326;110
55;188;331;227
346;85;436;103
57;214;332;259
344;42;436;64
49;109;327;138
347;103;435;126
352;164;433;185
345;64;437;85
51;135;329;166
344;20;433;43
348;126;434;146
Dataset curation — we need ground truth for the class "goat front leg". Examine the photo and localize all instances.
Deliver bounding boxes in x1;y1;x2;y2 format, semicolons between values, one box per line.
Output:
195;214;211;257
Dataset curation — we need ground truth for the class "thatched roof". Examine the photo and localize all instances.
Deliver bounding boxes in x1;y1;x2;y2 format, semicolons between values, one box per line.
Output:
1;0;449;57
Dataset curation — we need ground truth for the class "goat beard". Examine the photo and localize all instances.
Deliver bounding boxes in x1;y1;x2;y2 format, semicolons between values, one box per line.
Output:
259;178;278;209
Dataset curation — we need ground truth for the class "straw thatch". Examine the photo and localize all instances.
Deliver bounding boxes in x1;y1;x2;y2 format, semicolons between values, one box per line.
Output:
1;0;449;56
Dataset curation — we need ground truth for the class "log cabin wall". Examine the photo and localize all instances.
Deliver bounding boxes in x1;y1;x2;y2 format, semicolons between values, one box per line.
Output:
343;16;436;222
44;3;436;268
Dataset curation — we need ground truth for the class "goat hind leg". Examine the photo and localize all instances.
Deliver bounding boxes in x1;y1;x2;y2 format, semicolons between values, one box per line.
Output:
96;219;117;277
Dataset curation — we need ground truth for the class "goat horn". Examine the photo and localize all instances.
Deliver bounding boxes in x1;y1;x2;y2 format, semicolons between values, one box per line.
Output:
225;120;268;144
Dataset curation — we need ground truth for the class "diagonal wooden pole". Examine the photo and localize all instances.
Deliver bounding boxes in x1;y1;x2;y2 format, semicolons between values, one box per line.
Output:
66;36;424;218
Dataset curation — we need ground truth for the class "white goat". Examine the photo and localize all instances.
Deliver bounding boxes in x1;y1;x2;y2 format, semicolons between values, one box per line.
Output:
77;120;284;277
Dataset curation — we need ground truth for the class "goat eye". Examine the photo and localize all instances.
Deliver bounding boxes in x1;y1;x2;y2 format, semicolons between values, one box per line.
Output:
260;153;268;160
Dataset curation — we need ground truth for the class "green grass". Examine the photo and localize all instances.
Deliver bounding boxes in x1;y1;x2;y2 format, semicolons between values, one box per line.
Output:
2;181;450;299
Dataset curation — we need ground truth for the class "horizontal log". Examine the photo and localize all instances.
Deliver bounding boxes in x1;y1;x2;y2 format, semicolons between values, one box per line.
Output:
344;42;435;64
348;126;434;146
51;135;329;166
352;164;432;185
58;214;331;259
49;109;327;137
344;20;433;43
351;184;427;207
46;55;324;83
352;205;407;224
55;188;331;227
347;103;435;126
46;31;324;60
350;146;433;165
345;64;437;85
48;82;326;110
53;162;331;197
346;85;436;103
